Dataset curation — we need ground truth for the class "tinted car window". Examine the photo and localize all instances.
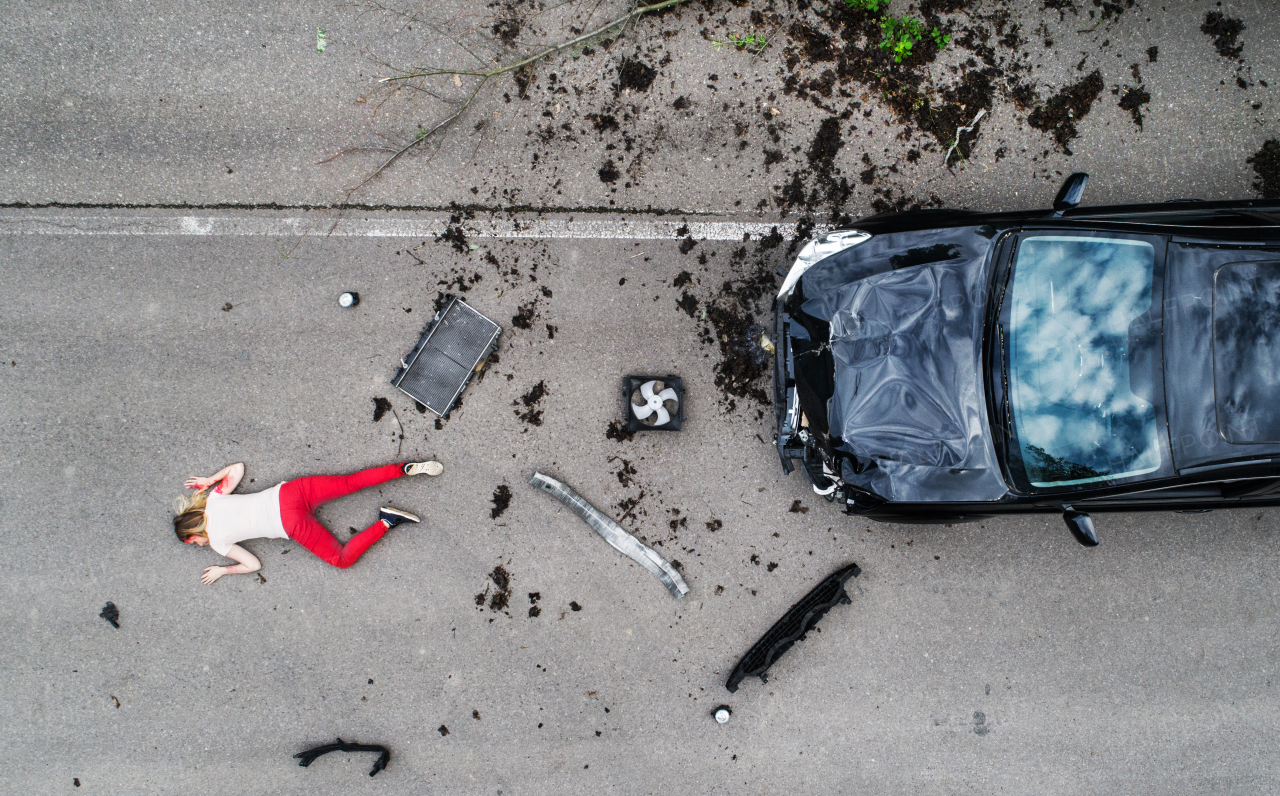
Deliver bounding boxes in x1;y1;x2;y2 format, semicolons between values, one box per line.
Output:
1008;236;1163;488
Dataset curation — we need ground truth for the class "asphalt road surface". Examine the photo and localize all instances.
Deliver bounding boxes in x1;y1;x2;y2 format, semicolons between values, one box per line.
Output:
3;1;1280;794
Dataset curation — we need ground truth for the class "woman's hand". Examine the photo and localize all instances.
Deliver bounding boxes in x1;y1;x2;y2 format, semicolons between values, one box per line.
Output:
185;476;214;490
201;566;228;585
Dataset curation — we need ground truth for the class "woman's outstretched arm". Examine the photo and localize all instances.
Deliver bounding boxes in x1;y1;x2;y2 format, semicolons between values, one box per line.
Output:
185;462;245;494
201;544;261;585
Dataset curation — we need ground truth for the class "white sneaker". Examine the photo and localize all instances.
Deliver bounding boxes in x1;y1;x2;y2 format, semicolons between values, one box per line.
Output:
403;461;444;476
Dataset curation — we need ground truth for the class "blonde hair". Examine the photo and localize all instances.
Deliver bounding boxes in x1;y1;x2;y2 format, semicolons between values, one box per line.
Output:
173;488;210;542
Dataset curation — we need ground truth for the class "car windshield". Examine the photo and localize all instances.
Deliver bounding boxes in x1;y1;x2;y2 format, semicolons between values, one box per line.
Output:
1007;235;1161;488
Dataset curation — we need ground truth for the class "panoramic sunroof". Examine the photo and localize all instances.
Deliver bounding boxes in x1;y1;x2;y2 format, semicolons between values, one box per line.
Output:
1213;261;1280;444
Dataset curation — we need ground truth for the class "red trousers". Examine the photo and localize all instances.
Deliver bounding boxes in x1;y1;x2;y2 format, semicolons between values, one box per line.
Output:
278;463;404;569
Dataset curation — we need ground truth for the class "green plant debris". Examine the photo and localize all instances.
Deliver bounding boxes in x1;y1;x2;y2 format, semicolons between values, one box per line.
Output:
842;1;949;61
879;15;924;63
713;33;768;53
316;28;327;53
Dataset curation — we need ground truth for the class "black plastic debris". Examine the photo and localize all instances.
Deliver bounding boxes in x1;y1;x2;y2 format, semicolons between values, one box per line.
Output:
622;375;684;432
99;602;119;629
725;563;860;693
294;738;390;777
393;297;500;418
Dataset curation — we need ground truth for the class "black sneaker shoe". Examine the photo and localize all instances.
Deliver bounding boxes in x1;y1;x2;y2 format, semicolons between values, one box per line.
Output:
379;507;421;528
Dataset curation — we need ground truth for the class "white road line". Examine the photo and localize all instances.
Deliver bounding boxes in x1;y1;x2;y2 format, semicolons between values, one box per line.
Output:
0;215;818;241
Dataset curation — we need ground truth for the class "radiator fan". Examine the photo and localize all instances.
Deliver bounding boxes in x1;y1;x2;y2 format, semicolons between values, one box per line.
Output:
623;375;684;432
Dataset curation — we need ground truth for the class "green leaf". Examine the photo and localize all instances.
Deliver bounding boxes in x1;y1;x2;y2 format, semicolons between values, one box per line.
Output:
316;28;327;53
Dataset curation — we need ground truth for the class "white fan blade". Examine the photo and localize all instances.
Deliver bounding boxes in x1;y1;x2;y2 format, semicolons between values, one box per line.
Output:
632;401;655;420
640;380;659;402
656;388;678;404
653;406;670;425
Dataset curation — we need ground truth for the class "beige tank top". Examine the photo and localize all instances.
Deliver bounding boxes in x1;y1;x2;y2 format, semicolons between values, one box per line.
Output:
204;484;287;555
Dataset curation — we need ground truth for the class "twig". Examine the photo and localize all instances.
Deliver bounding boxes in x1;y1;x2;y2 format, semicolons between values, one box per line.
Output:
944;109;987;170
332;0;692;199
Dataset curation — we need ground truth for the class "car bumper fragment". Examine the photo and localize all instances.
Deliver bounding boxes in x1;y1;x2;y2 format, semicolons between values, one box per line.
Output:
530;471;690;599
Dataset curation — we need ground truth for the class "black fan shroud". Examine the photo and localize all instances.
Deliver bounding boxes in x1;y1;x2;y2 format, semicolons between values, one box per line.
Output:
623;375;684;432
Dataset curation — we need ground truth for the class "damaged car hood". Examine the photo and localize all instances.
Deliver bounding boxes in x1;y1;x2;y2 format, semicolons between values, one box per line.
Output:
800;228;1009;502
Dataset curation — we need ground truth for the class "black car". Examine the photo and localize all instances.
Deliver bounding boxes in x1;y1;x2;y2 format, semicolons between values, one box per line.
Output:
774;174;1280;545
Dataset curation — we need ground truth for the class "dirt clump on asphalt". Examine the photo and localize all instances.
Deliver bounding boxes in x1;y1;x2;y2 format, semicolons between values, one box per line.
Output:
372;397;392;422
1027;71;1104;154
1116;86;1151;129
475;565;512;612
511;300;538;329
514;380;547;426
491;485;512;519
606;419;636;442
1201;12;1246;60
1248;139;1280;198
617;57;657;92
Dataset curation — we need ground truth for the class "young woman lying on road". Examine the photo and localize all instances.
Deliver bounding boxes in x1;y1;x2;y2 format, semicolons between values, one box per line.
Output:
173;460;443;583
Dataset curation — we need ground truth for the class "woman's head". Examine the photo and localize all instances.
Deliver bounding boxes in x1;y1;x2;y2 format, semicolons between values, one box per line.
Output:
173;489;209;545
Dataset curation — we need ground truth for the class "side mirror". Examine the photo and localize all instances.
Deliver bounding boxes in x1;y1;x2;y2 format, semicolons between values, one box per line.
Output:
1052;172;1089;215
1062;506;1098;546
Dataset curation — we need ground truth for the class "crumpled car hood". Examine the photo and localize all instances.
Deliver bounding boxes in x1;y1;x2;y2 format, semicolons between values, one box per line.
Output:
800;227;1009;502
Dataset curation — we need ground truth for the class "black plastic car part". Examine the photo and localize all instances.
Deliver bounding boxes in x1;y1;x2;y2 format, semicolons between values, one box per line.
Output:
726;562;861;693
1062;506;1099;546
294;738;390;777
1052;172;1089;215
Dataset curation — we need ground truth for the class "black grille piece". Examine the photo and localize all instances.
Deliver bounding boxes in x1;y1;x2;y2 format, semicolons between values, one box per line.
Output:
392;298;501;417
725;562;860;693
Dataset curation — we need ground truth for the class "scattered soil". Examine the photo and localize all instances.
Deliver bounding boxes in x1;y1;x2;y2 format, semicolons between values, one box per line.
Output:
1116;86;1151;129
436;224;471;254
528;592;541;618
514;380;547;426
488;565;512;612
606;419;636;442
1201;12;1245;60
706;519;722;531
492;17;521;44
99;602;119;628
806;117;844;165
372;397;392;422
598;160;620;183
511;301;538;329
1248;139;1280;198
569;601;582;611
1027;71;1104;155
678;236;697;254
1147;46;1159;63
617;58;657;93
222;302;233;312
676;291;699;318
490;485;512;519
613;458;638;487
438;725;449;736
673;271;694;288
789;500;809;514
673;96;691;110
714;585;724;595
767;562;779;572
545;324;557;339
587;113;618;132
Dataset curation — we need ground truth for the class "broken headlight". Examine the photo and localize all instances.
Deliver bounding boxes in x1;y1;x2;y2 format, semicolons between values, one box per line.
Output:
776;230;871;301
